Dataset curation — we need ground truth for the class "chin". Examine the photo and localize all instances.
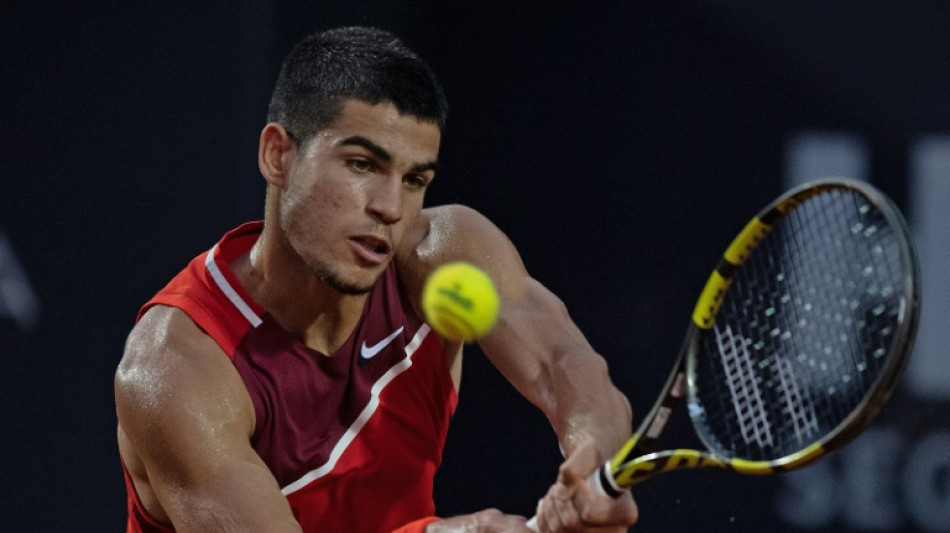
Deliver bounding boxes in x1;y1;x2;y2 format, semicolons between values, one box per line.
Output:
315;265;378;296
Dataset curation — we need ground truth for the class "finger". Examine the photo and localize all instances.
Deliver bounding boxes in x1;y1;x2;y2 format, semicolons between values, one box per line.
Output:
508;515;534;533
550;484;587;533
535;485;571;533
595;491;638;526
535;488;561;533
575;487;639;528
558;442;601;487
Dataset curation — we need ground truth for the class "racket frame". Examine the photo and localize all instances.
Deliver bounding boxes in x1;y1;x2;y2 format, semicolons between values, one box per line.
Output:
602;178;920;493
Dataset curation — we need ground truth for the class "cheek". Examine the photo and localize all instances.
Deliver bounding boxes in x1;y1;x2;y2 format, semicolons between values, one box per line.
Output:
281;180;353;236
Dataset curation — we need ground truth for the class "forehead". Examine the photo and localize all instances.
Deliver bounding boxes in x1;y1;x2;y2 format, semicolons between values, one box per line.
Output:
316;100;441;156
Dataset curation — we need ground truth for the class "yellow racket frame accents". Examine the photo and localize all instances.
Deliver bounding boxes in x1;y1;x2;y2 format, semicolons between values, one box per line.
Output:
612;441;826;486
606;179;919;491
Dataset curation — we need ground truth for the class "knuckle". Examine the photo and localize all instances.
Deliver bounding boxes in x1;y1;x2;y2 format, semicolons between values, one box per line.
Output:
476;508;504;520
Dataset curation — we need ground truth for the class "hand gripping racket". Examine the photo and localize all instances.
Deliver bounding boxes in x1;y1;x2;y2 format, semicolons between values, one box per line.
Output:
527;178;920;531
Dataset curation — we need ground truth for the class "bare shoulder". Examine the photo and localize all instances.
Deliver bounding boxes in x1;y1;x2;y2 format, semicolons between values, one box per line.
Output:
117;305;230;393
397;204;527;306
401;204;524;271
115;305;254;440
116;310;300;529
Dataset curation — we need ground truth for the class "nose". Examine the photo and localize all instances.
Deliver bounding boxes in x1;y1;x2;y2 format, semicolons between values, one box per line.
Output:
366;177;403;225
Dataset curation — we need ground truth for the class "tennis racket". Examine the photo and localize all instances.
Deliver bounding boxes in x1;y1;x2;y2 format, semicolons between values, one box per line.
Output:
527;178;920;531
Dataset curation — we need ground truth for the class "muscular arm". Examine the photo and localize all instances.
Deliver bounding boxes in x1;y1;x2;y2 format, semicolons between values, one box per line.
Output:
480;276;631;457
402;205;632;462
115;306;303;532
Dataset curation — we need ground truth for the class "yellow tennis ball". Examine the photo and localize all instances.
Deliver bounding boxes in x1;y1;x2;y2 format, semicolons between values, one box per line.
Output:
422;262;500;342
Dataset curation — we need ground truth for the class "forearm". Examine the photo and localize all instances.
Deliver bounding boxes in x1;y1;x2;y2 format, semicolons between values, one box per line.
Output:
416;510;531;532
529;349;640;532
545;346;632;459
154;462;304;533
480;279;632;461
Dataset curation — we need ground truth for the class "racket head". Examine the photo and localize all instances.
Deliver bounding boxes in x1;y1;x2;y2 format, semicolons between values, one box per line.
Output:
685;178;920;473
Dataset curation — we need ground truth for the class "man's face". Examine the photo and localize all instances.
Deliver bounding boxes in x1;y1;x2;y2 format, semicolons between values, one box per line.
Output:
277;100;441;295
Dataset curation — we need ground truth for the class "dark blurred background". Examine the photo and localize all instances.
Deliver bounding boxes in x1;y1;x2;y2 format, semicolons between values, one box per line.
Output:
1;1;948;531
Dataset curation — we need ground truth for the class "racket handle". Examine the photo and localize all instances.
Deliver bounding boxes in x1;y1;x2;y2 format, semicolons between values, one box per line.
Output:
524;461;626;532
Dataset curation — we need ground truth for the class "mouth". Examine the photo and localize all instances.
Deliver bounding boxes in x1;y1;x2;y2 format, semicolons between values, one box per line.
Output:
348;234;392;265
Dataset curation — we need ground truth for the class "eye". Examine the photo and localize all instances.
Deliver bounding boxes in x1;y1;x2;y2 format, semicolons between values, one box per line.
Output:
404;174;429;190
347;158;374;173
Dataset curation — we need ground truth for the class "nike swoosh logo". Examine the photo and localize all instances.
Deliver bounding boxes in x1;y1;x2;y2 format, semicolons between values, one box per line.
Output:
360;326;405;360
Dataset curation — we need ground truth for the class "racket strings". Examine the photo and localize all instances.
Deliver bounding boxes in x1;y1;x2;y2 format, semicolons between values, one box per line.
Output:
692;189;905;461
714;324;775;449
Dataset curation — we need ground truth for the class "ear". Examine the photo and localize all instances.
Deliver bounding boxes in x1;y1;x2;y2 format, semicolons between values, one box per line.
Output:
258;123;296;187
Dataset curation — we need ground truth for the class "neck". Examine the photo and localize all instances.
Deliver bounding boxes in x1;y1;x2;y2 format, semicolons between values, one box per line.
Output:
232;224;368;355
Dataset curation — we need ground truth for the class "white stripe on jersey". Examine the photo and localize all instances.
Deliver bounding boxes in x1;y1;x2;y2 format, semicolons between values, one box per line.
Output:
205;243;263;328
280;324;432;495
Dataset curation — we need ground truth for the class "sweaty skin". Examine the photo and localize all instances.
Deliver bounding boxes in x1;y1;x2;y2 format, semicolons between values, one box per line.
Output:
116;100;636;533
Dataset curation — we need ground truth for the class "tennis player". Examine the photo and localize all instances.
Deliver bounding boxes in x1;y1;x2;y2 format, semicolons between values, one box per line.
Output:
115;26;637;533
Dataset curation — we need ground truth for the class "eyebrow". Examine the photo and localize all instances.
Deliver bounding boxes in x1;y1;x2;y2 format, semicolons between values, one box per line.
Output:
338;135;439;174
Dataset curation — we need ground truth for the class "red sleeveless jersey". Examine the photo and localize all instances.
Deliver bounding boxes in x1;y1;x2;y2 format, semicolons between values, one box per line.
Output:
122;222;458;533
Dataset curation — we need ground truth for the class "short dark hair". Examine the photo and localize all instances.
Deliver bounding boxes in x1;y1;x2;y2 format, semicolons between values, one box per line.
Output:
266;26;448;144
